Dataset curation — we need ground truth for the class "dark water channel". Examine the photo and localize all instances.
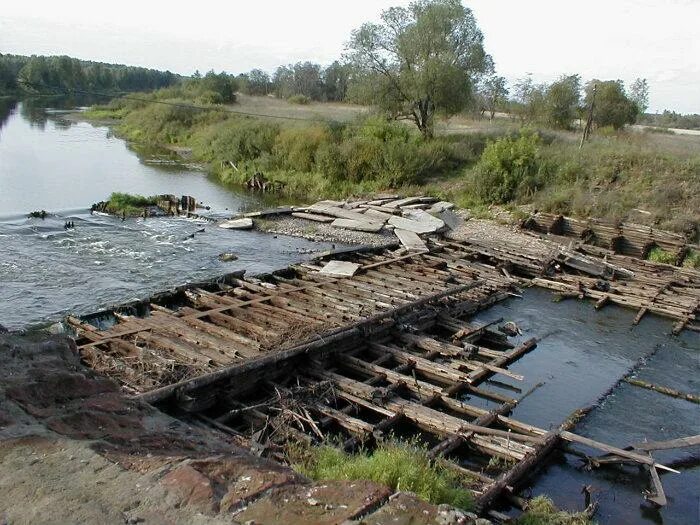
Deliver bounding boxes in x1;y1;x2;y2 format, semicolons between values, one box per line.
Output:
1;98;697;523
0;98;334;329
470;288;699;524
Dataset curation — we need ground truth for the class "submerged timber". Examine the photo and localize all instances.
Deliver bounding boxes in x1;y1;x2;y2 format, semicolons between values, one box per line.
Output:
62;197;700;520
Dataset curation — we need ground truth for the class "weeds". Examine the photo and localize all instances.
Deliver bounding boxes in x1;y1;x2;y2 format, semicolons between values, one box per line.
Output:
287;439;474;510
647;246;676;265
102;192;157;215
516;496;595;525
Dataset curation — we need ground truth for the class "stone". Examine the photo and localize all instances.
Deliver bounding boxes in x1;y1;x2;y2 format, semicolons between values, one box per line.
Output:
218;253;238;262
319;260;362;277
161;464;215;512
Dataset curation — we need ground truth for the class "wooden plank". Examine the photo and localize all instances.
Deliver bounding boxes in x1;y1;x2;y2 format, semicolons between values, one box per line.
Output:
560;431;679;473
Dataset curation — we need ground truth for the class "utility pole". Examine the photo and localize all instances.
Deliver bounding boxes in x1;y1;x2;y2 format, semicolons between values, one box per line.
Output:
580;83;596;149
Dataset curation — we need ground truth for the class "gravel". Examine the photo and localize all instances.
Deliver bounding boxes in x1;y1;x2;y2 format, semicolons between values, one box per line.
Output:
255;215;397;247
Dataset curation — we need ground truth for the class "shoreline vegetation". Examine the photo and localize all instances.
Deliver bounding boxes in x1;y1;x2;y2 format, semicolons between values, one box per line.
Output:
83;89;699;237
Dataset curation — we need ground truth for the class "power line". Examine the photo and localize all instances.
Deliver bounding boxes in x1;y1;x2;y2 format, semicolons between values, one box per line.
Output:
15;79;366;126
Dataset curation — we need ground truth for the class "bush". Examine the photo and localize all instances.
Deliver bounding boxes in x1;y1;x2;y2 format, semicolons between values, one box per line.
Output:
291;441;474;510
315;142;346;180
274;125;331;172
190;118;279;164
471;131;545;204
287;94;311;105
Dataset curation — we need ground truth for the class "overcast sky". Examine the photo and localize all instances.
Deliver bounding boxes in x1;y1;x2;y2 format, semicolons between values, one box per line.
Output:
2;0;698;113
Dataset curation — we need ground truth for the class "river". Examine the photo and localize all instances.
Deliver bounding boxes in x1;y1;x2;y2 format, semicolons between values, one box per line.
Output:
0;97;333;330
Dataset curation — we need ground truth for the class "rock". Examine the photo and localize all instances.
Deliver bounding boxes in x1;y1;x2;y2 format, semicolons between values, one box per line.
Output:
475;519;492;525
499;321;522;337
219;218;254;230
0;324;8;334
161;464;215;511
218;253;238;262
436;503;470;524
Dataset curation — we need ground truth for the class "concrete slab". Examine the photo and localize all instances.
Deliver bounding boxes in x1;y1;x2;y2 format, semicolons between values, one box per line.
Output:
331;218;385;232
219;218;254;230
403;209;445;230
291;212;335;223
394;229;428;252
388;216;437;234
319;260;362;277
438;209;465;230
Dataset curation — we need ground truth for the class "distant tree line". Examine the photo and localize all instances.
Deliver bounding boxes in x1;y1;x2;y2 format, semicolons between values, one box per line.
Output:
639;110;700;130
0;53;180;95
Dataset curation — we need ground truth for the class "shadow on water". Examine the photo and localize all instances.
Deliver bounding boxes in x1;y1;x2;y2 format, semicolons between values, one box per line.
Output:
470;288;699;524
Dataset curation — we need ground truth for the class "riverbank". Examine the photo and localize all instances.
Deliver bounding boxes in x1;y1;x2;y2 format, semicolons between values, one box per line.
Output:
83;92;700;235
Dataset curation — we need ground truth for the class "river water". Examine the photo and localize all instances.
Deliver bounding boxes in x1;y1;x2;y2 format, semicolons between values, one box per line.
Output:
0;98;333;329
1;98;698;523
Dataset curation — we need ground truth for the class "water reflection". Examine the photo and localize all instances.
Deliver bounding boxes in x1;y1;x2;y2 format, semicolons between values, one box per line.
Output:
0;98;17;136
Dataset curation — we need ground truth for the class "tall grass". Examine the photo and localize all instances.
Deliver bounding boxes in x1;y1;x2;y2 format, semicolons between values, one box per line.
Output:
289;441;474;510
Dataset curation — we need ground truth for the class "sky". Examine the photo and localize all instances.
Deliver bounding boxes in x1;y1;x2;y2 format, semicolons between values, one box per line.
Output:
2;0;699;113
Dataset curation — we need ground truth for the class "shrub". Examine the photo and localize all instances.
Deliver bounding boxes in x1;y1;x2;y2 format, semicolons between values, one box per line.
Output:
190;118;279;164
471;131;545;204
315;142;346;180
274;125;331;172
290;441;474;510
683;250;700;269
287;94;311;105
341;137;383;182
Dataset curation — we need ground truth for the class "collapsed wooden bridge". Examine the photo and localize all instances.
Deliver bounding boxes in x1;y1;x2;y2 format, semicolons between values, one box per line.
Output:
67;229;698;516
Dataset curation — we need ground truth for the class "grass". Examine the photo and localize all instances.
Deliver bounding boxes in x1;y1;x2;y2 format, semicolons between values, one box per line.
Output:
647;246;677;265
516;496;595;525
288;440;474;511
683;249;700;269
103;192;157;215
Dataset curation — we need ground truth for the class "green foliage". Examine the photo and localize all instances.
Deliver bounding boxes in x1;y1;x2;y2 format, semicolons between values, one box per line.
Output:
287;94;311;105
471;131;545;203
348;0;492;136
516;496;594;525
545;75;581;130
291;441;474;510
274;125;330;171
104;192;156;215
0;53;178;95
586;80;638;130
190;118;279;164
647;246;676;265
683;250;700;269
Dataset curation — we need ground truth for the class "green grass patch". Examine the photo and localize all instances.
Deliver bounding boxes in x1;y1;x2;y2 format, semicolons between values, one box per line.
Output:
516;496;595;525
288;440;474;511
682;249;700;269
647;246;677;265
103;192;157;216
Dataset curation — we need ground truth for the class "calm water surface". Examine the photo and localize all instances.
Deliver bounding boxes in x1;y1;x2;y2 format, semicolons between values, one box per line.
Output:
0;98;333;329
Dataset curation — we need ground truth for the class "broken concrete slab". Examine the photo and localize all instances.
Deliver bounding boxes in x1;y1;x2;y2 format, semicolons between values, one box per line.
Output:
403;209;445;230
291;212;335;223
331;218;385;232
364;208;398;221
428;201;455;214
387;196;437;208
308;204;370;222
394;229;428;252
437;209;465;231
388;215;438;234
219;218;254;230
318;260;362;277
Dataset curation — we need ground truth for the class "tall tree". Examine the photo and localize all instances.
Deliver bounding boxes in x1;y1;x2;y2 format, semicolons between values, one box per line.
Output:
629;77;649;116
585;80;638;129
347;0;492;137
480;75;508;120
545;74;581;129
